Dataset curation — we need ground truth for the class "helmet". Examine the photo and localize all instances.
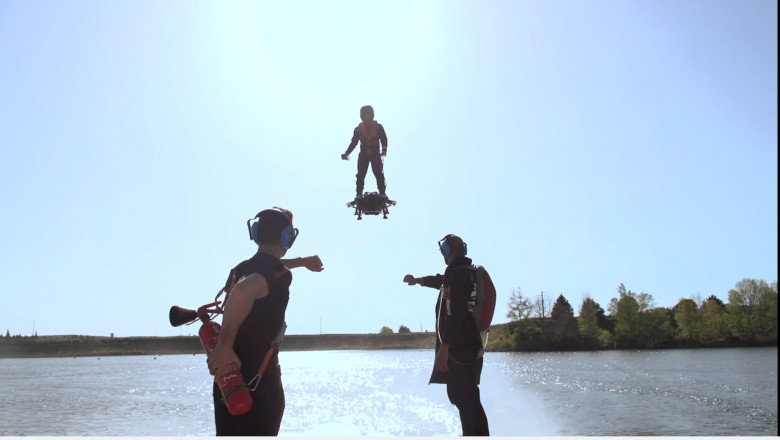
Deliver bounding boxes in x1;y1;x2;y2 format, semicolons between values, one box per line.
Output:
360;105;374;122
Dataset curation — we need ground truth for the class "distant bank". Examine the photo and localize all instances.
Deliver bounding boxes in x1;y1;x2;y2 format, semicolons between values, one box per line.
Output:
0;333;437;359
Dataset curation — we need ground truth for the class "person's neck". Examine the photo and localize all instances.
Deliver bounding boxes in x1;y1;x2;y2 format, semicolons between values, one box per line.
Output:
447;255;469;267
257;244;284;259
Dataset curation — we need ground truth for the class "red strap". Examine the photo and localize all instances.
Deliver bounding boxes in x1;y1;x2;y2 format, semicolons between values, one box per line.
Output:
359;121;378;141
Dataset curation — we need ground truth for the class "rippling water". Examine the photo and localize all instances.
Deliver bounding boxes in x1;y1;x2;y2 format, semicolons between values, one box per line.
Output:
494;348;777;436
0;347;775;435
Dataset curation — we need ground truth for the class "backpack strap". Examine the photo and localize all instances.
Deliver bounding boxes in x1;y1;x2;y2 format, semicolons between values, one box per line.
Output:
454;263;478;306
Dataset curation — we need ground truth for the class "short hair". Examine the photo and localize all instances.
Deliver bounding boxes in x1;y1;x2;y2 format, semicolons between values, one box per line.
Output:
255;207;293;245
442;234;467;257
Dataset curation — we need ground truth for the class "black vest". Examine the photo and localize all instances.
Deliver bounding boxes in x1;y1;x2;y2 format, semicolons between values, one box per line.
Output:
224;252;291;381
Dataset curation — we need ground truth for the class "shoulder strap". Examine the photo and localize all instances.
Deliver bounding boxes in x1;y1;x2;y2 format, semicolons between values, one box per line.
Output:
454;262;477;276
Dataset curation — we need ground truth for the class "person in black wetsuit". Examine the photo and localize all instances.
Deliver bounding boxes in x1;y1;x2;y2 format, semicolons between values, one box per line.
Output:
207;207;324;436
403;234;490;437
341;105;388;199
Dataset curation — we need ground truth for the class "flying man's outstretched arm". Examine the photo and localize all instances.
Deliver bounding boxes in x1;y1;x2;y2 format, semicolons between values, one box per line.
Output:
378;123;388;156
343;126;360;158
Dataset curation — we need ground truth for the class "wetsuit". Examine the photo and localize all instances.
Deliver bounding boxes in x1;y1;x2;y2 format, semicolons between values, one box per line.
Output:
344;120;388;195
213;252;291;436
417;256;490;436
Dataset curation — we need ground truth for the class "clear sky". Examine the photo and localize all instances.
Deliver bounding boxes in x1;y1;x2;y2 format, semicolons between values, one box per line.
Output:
1;0;776;337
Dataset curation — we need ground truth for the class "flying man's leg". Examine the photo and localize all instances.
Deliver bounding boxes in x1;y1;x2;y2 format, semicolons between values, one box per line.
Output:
369;153;386;195
355;153;370;196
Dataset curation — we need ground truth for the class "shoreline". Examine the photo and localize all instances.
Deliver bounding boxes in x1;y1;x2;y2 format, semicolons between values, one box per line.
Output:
0;332;437;359
2;322;775;359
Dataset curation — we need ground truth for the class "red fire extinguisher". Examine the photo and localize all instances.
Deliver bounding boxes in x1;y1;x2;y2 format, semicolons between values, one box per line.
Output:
169;299;254;416
197;313;253;416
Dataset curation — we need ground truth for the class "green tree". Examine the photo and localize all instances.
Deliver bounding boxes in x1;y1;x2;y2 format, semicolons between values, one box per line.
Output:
642;307;673;348
507;288;533;321
727;278;768;341
398;325;411;334
578;297;611;348
551;294;574;320
754;281;778;342
379;326;393;335
699;295;729;345
610;283;665;348
511;319;544;351
579;297;601;337
549;294;579;345
674;298;701;342
613;291;641;348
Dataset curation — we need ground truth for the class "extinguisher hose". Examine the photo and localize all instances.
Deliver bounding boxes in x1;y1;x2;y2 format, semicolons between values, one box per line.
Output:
247;345;279;391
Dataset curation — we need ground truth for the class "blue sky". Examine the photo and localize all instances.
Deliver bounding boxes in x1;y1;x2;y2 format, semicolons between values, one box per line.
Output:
1;0;776;337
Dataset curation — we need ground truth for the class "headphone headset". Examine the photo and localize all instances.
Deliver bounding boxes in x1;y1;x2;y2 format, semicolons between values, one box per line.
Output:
246;208;299;250
438;236;467;258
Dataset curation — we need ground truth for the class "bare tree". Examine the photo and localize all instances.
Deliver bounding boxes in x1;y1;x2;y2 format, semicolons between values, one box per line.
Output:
507;288;533;321
533;291;551;318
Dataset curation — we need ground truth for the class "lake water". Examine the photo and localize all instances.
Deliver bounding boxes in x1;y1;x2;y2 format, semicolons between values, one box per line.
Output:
0;347;776;436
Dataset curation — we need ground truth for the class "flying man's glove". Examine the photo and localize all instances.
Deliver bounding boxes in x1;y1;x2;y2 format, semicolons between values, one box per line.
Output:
341;153;349;160
381;149;387;157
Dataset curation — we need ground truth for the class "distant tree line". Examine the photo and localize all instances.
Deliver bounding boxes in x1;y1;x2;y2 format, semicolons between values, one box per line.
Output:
498;278;777;351
3;330;38;338
377;325;413;335
1;333;101;339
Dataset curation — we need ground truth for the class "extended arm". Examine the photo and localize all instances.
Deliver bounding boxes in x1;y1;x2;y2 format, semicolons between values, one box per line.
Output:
282;255;324;272
343;127;360;158
379;124;388;156
403;274;443;289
